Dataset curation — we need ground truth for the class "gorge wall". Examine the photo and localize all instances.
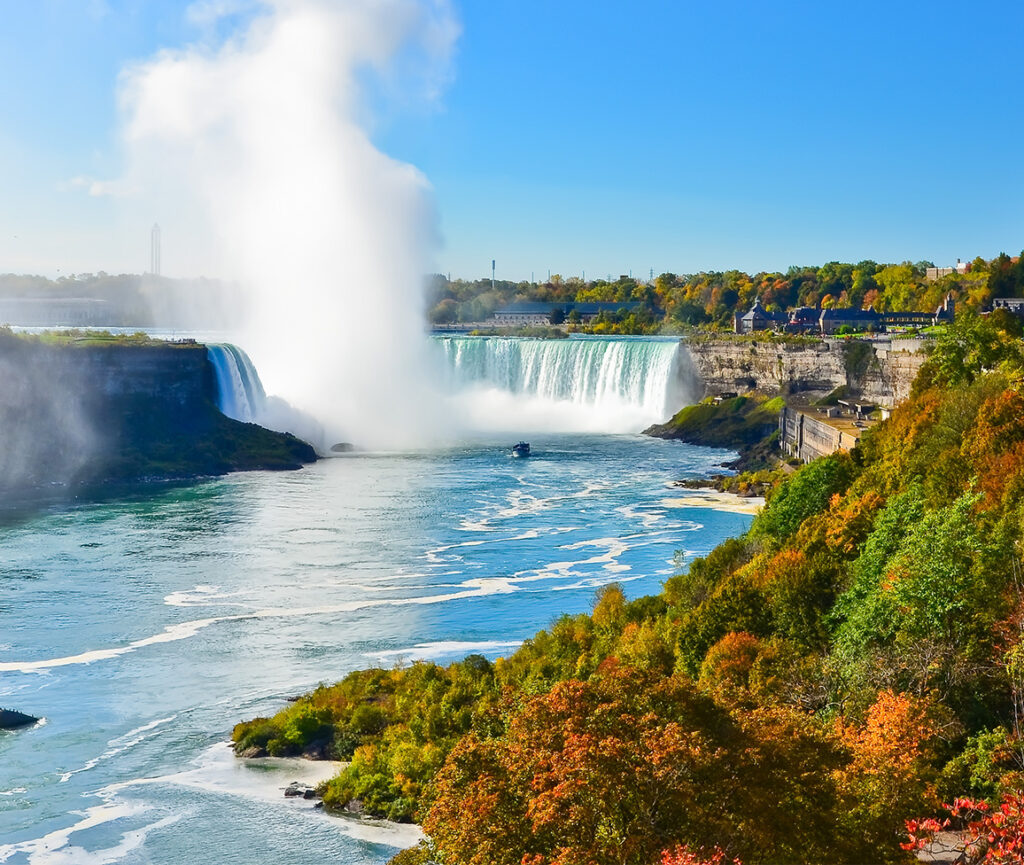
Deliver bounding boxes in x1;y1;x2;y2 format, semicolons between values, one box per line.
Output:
0;333;315;493
683;336;928;407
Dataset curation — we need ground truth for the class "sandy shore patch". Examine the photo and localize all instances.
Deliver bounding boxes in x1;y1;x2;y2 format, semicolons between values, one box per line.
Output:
661;490;764;515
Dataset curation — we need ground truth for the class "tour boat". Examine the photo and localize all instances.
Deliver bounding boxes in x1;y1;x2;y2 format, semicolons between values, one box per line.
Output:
511;442;531;458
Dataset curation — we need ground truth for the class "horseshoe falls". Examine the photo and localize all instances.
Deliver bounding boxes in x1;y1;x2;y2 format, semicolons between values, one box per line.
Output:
207;344;267;423
207;343;325;449
206;337;697;441
436;335;697;434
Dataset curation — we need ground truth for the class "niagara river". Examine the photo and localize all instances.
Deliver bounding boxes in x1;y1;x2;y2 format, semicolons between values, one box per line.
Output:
0;336;751;865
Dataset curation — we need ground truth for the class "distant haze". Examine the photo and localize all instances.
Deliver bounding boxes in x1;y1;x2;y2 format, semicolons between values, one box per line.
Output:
116;0;459;447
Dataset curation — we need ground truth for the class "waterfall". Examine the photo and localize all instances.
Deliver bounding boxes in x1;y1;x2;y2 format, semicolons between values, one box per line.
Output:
436;336;697;433
207;344;267;424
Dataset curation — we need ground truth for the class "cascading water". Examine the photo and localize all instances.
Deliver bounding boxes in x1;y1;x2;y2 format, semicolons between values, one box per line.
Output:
207;344;267;424
207;343;325;450
436;335;699;434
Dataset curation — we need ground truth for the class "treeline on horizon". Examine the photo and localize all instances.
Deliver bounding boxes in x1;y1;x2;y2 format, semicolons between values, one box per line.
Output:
427;251;1024;333
234;313;1024;864
0;272;239;328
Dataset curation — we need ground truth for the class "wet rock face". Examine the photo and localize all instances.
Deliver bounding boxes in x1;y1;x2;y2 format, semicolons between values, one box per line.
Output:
236;745;264;758
283;782;320;800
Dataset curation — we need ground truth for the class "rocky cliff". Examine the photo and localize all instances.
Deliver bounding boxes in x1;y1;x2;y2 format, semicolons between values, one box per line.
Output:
682;335;927;406
0;332;316;492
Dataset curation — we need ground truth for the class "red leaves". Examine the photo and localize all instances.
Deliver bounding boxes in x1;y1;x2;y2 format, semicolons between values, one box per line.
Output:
904;793;1024;864
661;845;741;865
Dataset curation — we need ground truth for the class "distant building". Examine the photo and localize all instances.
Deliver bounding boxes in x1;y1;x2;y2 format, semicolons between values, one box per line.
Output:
992;297;1024;318
491;301;642;327
780;404;869;463
925;260;971;281
735;294;954;336
734;300;787;334
783;306;821;333
0;297;112;327
876;293;954;330
819;306;882;335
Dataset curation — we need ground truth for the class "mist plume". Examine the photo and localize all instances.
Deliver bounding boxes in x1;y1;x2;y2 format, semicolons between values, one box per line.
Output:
118;0;459;448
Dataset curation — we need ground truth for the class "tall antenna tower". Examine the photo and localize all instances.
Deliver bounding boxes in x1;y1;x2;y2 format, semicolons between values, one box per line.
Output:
150;223;162;276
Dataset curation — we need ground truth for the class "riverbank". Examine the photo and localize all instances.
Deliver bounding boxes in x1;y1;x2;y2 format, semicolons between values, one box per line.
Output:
660;489;764;516
644;394;784;471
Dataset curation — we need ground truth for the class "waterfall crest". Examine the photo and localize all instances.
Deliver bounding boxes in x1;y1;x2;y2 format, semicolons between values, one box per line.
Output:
207;344;267;423
437;336;695;433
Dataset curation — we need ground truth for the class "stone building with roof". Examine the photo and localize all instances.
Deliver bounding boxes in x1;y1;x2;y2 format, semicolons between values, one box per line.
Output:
491;301;643;326
734;300;788;334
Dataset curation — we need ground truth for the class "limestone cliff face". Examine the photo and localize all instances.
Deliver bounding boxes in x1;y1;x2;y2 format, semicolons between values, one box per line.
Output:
682;336;927;406
74;343;215;406
0;334;315;492
861;342;928;405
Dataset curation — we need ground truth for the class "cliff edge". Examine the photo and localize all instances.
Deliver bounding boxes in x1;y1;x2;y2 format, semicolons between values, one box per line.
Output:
0;330;316;491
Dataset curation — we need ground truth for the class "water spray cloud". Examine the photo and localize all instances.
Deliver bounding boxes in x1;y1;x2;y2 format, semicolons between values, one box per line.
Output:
118;0;459;448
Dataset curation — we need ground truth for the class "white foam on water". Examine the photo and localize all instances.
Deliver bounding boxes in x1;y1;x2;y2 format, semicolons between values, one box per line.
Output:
59;716;176;783
0;510;706;674
365;640;524;662
425;529;540;563
458;481;610;533
556;573;647;592
163;585;248;607
616;503;667;529
102;743;422;849
0;801;178;865
0;788;27;796
0;617;233;673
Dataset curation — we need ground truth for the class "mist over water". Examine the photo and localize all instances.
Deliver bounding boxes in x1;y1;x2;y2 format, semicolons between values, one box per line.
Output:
118;0;459;448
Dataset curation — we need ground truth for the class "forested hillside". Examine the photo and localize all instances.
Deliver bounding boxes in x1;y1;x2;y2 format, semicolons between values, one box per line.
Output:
236;313;1024;864
426;253;1024;333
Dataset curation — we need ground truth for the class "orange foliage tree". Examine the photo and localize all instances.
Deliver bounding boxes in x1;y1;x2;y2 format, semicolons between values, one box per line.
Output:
962;388;1024;508
426;667;860;865
835;689;953;847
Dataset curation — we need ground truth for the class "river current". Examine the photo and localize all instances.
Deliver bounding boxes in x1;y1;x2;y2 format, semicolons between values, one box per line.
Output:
0;337;754;865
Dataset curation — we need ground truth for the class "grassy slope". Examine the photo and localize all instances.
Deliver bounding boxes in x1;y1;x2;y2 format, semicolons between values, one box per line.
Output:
644;394;784;470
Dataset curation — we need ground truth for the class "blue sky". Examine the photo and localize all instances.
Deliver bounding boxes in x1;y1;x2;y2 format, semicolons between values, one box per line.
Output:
0;0;1022;280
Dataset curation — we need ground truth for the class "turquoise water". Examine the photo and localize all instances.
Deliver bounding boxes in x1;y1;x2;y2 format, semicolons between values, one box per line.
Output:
0;435;752;864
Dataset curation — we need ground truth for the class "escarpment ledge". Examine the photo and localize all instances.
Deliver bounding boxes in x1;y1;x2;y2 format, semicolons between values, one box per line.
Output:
0;330;316;493
682;335;927;406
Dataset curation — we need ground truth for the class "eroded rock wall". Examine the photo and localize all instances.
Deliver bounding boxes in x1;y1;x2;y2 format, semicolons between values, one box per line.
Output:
683;336;927;407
